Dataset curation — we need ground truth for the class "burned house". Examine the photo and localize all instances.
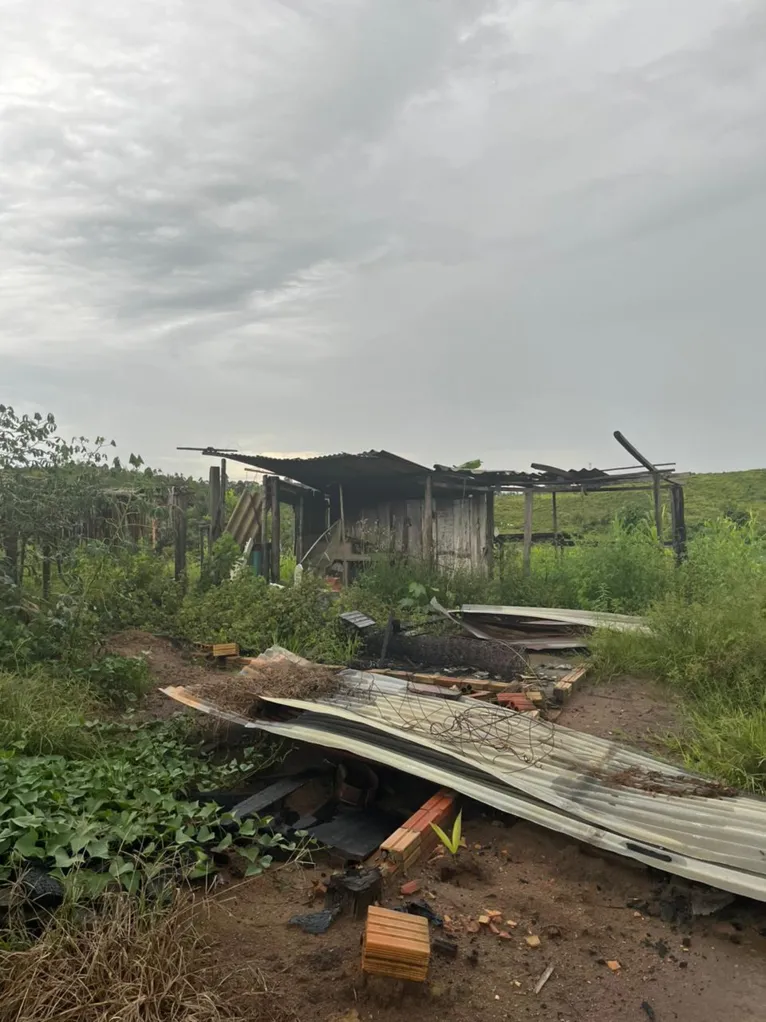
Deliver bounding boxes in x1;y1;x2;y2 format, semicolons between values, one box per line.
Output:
184;434;685;583
193;450;496;583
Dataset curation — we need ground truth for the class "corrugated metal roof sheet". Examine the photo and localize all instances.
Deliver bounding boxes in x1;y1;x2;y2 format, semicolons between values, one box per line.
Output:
187;448;679;494
161;668;766;900
255;711;766;899
460;605;650;633
192;449;431;492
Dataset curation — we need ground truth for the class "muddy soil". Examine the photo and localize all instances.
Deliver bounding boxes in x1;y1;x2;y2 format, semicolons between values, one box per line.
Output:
201;816;766;1022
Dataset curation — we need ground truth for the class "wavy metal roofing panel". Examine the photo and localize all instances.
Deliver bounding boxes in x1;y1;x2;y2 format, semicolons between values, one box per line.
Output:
460;606;649;632
161;670;766;900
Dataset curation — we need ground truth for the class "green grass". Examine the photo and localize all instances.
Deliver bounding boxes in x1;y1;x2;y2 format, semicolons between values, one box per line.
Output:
0;669;101;758
495;468;766;535
588;519;766;790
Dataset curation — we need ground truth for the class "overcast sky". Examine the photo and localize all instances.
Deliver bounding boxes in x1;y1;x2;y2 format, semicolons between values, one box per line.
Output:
2;0;765;479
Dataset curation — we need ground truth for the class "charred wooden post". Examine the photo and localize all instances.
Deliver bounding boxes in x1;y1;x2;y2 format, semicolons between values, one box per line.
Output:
670;483;687;563
325;868;382;920
653;473;663;541
209;465;222;543
423;473;433;566
220;458;228;527
270;474;281;583
295;495;304;563
485;489;494;574
522;489;534;576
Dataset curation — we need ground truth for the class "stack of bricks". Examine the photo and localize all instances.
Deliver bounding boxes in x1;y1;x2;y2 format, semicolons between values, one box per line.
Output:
380;789;456;871
362;906;430;981
554;665;588;703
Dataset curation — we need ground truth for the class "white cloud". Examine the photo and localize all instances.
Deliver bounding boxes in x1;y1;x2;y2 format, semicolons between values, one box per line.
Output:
2;0;766;475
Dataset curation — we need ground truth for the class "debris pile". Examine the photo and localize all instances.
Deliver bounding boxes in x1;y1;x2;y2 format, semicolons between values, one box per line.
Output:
185;659;340;717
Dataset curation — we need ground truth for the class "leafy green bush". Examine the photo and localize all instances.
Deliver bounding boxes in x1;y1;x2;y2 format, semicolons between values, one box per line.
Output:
177;571;355;661
75;655;152;708
198;534;242;591
350;520;672;617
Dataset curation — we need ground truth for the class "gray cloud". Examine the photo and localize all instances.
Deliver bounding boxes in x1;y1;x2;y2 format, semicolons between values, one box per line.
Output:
2;0;766;476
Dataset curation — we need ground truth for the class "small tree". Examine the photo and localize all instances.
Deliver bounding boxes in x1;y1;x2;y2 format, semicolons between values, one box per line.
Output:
0;406;117;591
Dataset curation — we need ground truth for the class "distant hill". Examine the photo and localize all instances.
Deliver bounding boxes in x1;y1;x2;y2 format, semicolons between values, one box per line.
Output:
494;469;766;535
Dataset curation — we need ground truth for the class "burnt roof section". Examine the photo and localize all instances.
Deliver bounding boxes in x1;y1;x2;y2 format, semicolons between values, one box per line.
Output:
186;449;434;492
181;447;676;494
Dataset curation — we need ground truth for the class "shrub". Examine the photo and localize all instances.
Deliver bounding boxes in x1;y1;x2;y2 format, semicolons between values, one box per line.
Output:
76;655;152;708
177;572;354;662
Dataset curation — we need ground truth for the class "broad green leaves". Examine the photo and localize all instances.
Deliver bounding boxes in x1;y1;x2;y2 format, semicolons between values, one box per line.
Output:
0;721;284;898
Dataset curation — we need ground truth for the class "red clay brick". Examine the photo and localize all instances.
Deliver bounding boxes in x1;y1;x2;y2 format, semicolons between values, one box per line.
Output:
497;692;535;711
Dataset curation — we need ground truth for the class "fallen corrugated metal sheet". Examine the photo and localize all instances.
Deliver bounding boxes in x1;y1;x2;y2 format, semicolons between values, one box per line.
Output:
254;712;766;901
162;669;766;901
460;605;649;633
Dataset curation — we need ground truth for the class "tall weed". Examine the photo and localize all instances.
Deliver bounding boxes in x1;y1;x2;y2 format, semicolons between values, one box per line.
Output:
0;669;100;758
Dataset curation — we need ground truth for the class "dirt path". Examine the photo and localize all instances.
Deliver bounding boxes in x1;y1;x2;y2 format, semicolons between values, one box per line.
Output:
202;815;766;1022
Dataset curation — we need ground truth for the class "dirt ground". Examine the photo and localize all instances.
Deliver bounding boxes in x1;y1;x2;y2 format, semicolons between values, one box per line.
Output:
111;638;765;1020
105;629;216;718
557;675;685;754
202;815;766;1022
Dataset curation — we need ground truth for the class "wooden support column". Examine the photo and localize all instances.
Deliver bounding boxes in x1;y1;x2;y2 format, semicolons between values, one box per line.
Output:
261;477;270;579
551;491;559;551
209;466;222;543
653;473;662;541
423;473;433;567
338;483;348;586
670;483;687;563
169;487;187;582
296;496;305;563
522;489;534;576
270;475;281;583
485;490;494;575
220;458;228;530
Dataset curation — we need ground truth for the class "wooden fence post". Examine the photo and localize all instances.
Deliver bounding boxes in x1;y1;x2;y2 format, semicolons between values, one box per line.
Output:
169;487;187;582
209;466;222;544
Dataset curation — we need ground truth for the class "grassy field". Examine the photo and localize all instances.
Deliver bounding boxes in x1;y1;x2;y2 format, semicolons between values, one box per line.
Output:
495;468;766;534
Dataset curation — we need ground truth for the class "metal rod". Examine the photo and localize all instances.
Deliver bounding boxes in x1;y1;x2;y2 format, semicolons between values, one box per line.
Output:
601;462;675;473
